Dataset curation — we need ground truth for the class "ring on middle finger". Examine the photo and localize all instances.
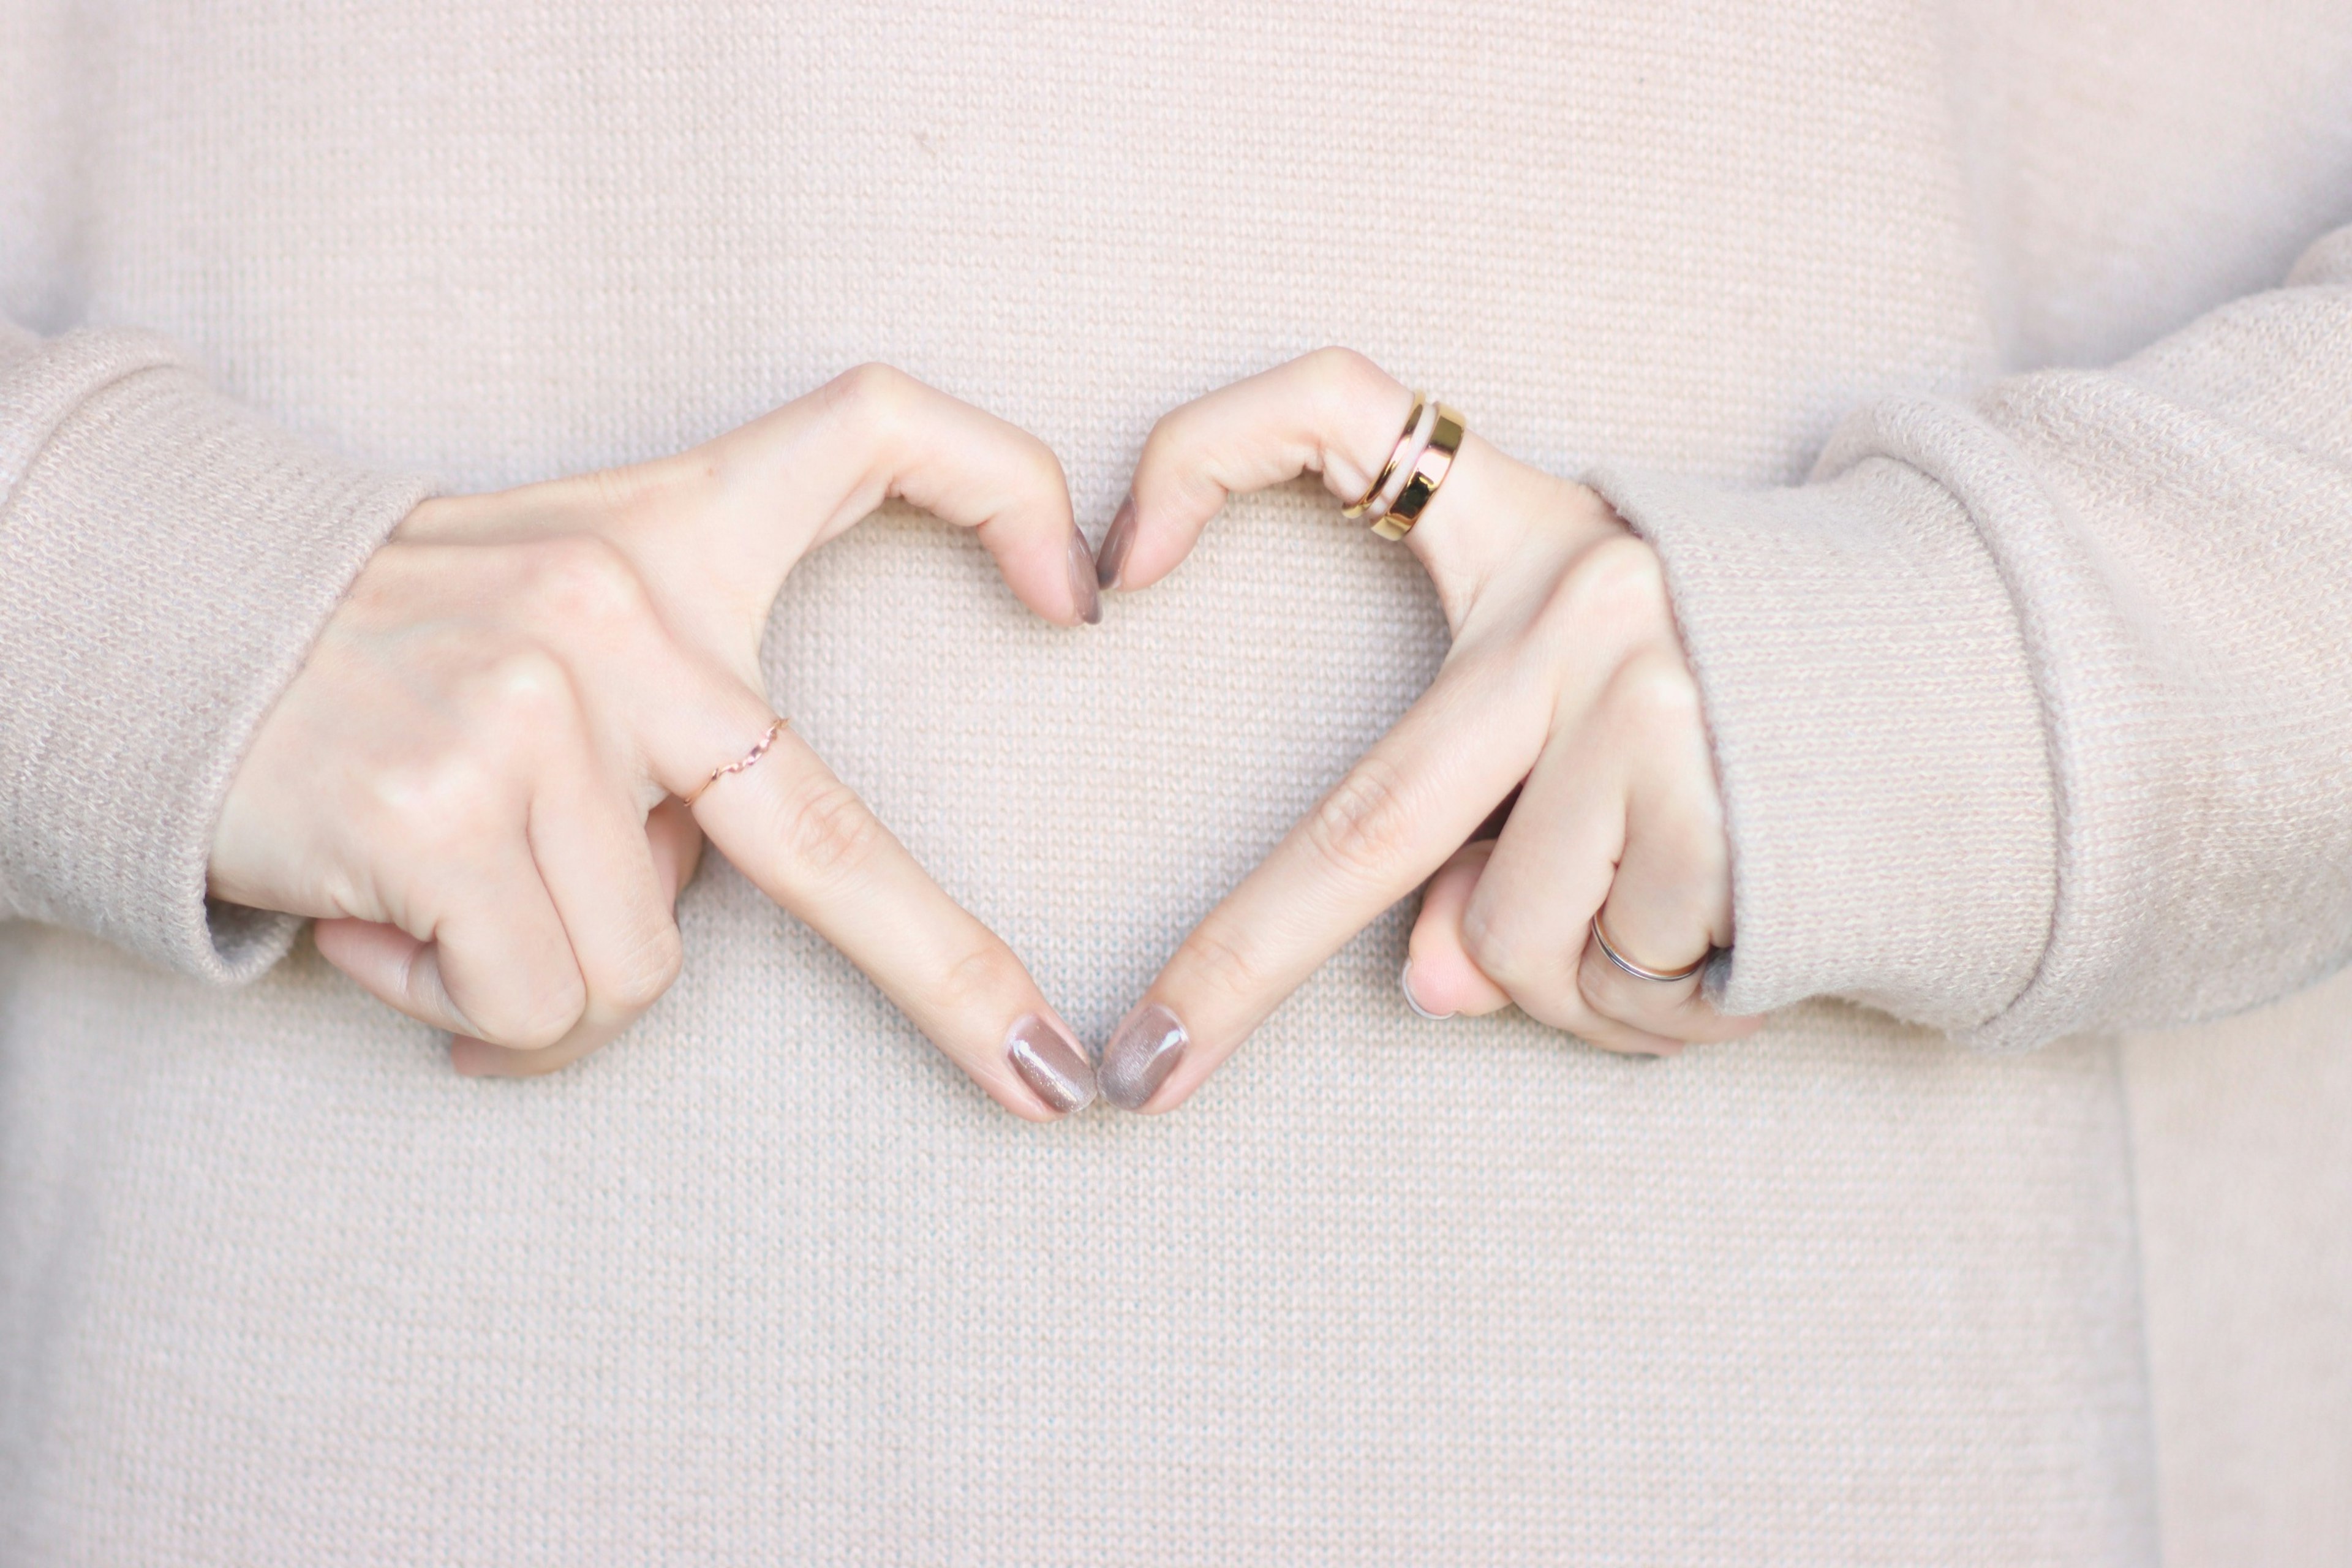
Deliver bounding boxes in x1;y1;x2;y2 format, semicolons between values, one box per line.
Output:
1371;401;1465;542
1343;390;1431;524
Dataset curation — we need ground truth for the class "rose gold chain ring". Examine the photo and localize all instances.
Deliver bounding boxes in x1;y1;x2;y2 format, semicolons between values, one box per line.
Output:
682;717;788;807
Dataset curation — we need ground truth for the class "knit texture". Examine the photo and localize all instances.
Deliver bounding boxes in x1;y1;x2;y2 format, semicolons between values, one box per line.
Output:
1;0;2348;1561
0;326;432;981
1604;236;2352;1047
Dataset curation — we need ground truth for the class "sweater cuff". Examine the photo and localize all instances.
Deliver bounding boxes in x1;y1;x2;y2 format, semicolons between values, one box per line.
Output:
1589;456;2056;1035
0;330;432;984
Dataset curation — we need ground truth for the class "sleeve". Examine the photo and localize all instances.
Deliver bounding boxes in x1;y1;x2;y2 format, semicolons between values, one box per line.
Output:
1590;224;2352;1050
0;323;432;983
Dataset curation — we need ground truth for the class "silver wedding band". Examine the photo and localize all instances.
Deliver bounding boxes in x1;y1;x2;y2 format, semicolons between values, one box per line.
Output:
1591;916;1707;984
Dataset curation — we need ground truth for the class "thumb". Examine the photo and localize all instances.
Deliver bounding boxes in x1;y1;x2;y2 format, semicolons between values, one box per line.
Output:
1403;840;1513;1019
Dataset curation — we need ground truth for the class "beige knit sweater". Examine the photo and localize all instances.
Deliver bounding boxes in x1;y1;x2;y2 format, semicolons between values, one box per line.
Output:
3;2;2350;1562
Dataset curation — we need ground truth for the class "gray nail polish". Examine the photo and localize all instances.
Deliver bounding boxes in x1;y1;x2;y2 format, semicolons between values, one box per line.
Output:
1099;1001;1186;1110
1400;960;1455;1022
1095;495;1137;590
1007;1014;1096;1114
1066;529;1102;625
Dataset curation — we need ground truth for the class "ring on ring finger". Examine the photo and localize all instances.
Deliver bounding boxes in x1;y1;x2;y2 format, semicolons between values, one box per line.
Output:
1589;915;1708;984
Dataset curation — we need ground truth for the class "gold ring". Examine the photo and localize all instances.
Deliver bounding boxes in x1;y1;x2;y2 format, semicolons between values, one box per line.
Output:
1343;391;1428;519
1591;915;1708;984
682;717;788;807
1371;403;1464;542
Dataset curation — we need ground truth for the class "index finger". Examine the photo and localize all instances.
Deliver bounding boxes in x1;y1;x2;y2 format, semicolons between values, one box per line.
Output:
1098;658;1551;1113
696;364;1096;630
1100;348;1549;622
688;718;1096;1121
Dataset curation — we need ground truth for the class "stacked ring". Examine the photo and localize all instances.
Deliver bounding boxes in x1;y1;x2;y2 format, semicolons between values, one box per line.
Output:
1344;389;1467;541
1373;403;1464;542
1343;391;1429;521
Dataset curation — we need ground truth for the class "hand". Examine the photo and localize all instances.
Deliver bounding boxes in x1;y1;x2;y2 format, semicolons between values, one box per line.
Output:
1091;349;1760;1112
210;366;1102;1117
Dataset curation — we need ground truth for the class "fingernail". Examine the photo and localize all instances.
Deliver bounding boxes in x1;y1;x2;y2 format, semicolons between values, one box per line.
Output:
1099;1001;1186;1111
1095;495;1137;590
1400;960;1455;1021
1066;529;1102;625
1007;1014;1096;1114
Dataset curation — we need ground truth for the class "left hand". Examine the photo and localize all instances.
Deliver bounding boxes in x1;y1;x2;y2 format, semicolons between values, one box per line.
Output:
1091;349;1762;1112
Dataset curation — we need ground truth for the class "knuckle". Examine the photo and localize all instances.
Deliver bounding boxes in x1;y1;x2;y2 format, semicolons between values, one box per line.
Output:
1302;346;1393;429
604;922;685;1012
1173;914;1271;1011
1300;345;1384;399
1302;757;1420;884
1544;533;1668;638
476;977;585;1054
1460;903;1566;1000
521;534;653;635
820;361;915;440
368;749;508;849
472;647;579;739
925;936;1023;1022
1603;646;1706;740
1019;438;1071;503
1457;903;1522;987
772;776;884;888
1577;963;1662;1038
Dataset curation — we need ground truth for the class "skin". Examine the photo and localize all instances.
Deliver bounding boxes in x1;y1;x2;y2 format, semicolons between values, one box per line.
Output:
208;365;1098;1120
1104;348;1762;1112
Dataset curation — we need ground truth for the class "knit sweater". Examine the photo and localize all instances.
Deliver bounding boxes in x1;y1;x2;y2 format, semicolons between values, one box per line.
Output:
3;2;2350;1561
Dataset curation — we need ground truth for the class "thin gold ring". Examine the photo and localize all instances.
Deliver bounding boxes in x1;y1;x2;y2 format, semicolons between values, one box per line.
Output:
682;717;788;807
1371;403;1464;542
1343;391;1428;519
1591;915;1707;984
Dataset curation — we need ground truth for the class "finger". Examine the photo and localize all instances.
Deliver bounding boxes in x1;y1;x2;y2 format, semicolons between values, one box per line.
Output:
450;797;707;1079
1101;655;1551;1113
1107;347;1589;619
1577;668;1760;1045
416;368;1092;638
448;733;684;1077
1400;840;1511;1020
1460;655;1757;1050
312;833;584;1050
697;363;1092;629
1455;719;1700;1057
1108;347;1411;591
688;722;1094;1121
643;794;707;897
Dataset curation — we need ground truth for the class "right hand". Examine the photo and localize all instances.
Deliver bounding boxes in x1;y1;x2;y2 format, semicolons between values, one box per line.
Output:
208;366;1102;1118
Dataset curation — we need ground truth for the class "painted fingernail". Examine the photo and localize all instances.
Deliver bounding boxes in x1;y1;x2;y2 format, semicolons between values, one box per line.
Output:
1066;529;1102;625
1400;960;1455;1021
1099;1001;1187;1111
1007;1014;1096;1114
1095;495;1137;590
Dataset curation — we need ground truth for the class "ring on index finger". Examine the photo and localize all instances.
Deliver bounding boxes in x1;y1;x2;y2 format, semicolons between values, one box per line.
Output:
1590;915;1708;984
1344;391;1430;520
682;717;789;807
